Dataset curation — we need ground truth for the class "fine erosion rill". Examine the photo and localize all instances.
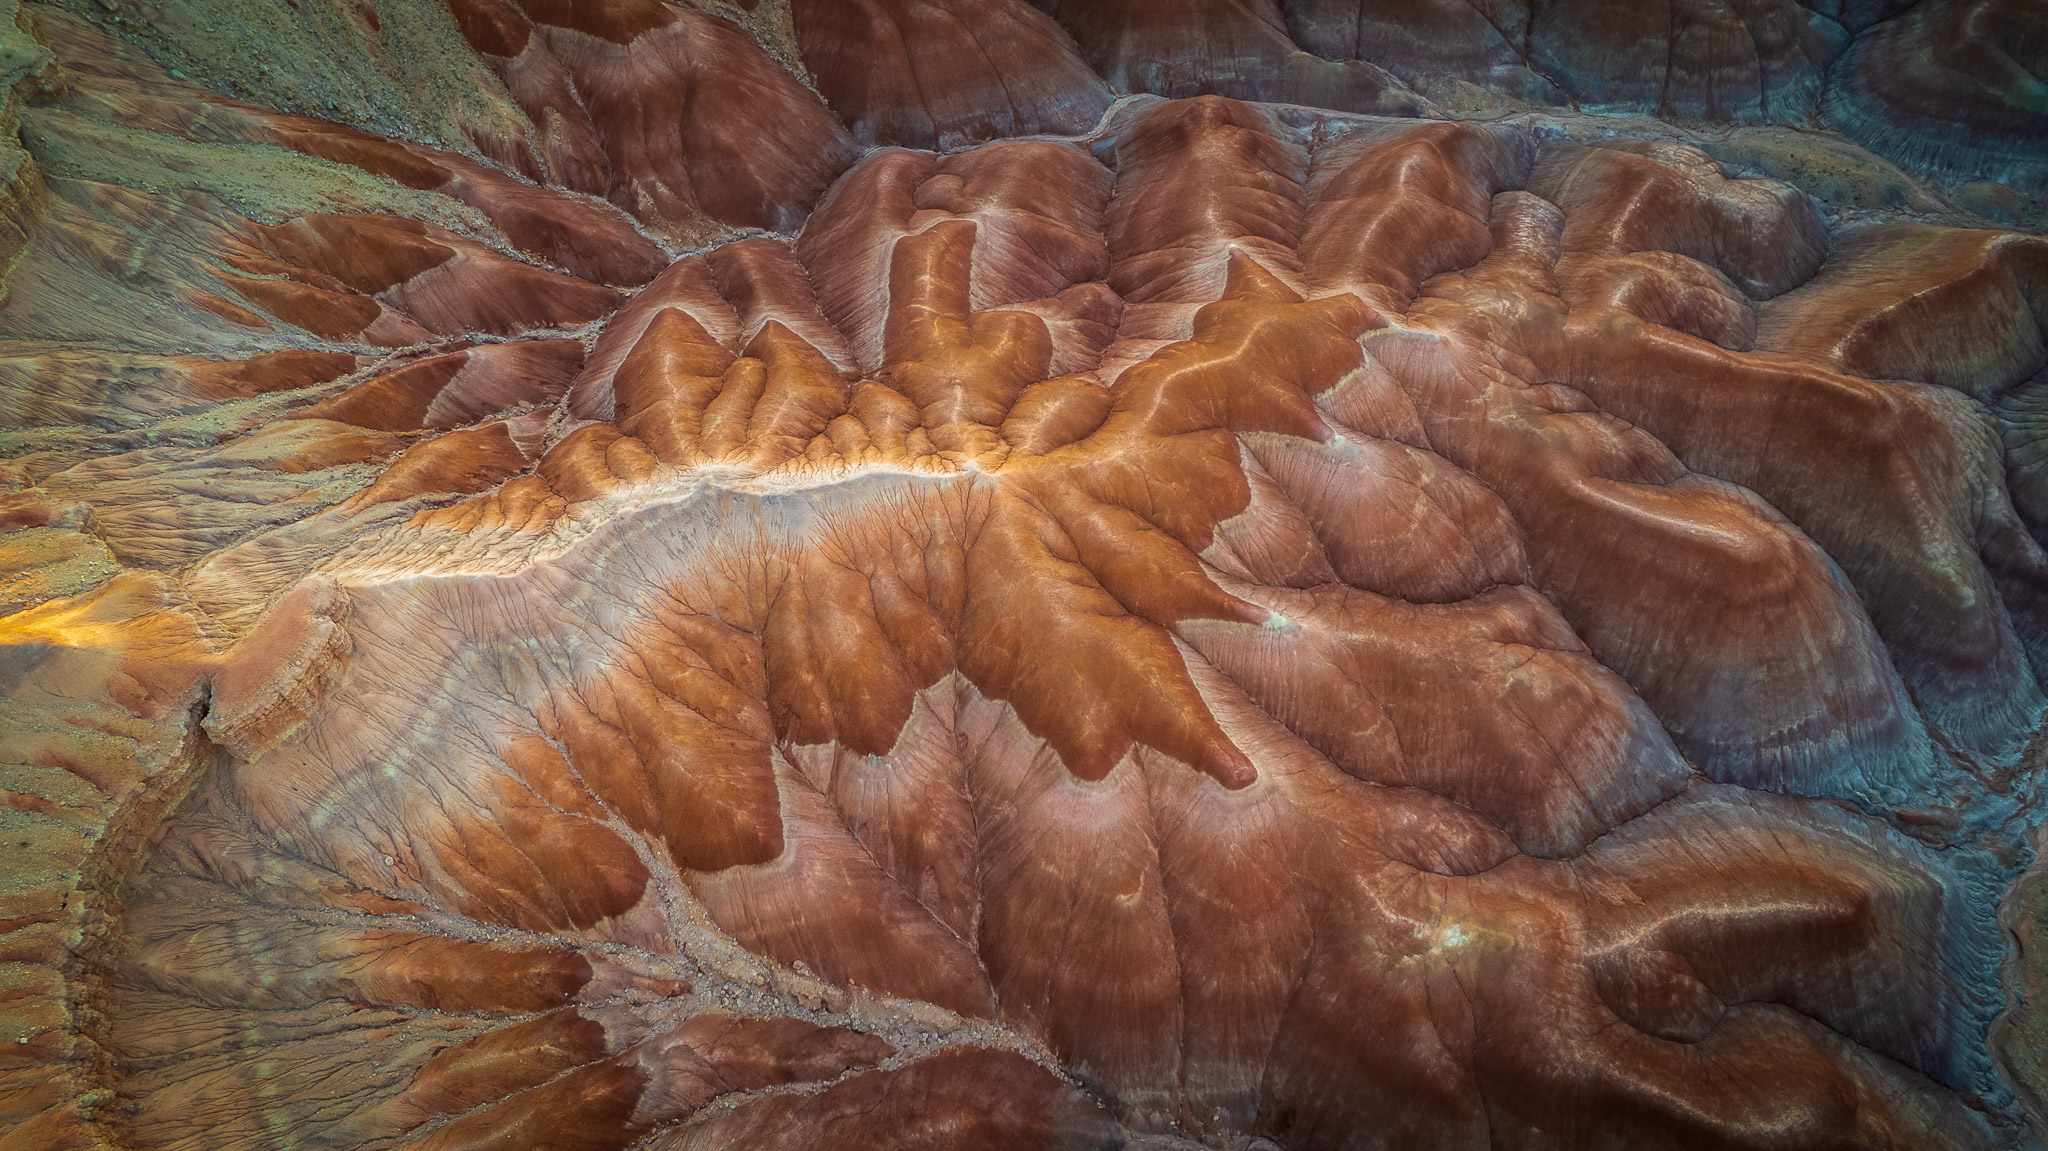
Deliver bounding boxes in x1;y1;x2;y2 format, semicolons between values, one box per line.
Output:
0;0;2046;1148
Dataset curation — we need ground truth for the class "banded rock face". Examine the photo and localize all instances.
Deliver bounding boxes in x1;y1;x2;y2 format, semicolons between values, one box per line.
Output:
0;1;2045;1150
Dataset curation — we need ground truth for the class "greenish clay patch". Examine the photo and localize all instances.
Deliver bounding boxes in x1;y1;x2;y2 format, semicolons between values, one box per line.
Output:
40;0;534;164
20;104;488;230
0;525;118;616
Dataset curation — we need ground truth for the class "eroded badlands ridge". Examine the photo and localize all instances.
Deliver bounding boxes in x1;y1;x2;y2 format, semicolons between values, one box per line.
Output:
2;1;2047;1150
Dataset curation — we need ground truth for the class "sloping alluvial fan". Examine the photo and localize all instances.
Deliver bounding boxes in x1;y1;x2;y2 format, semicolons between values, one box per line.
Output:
3;0;2048;1148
